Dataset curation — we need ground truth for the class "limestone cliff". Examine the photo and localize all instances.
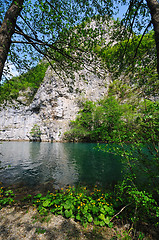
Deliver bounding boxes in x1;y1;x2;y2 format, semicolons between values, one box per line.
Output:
0;64;111;141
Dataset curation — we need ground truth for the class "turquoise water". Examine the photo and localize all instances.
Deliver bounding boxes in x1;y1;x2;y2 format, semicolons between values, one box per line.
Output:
0;142;122;189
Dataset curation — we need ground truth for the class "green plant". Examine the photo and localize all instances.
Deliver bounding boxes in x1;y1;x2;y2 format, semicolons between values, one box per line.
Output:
111;178;159;227
0;185;15;208
65;96;159;144
98;31;157;95
36;228;46;234
64;97;126;142
0;62;48;105
31;183;158;229
30;124;41;141
32;185;115;227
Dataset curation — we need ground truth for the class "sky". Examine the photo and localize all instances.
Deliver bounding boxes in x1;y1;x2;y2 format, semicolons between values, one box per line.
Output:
6;3;127;78
114;4;127;20
2;1;148;79
4;63;20;78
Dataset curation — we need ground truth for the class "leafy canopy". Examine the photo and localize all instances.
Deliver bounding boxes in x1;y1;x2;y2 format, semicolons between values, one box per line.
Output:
0;0;155;79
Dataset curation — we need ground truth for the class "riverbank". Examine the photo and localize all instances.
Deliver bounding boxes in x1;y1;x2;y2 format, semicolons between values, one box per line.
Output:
0;206;91;240
0;205;147;240
0;184;158;240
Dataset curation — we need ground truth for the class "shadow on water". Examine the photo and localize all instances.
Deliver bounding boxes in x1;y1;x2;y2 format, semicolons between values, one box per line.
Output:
0;142;122;192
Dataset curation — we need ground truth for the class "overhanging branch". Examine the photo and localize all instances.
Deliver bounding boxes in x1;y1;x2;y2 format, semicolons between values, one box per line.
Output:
134;21;152;59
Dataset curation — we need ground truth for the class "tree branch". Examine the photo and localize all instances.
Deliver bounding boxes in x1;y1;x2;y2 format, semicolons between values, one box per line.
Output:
19;13;38;40
121;0;144;60
45;0;67;21
15;24;77;62
133;21;152;59
110;203;131;222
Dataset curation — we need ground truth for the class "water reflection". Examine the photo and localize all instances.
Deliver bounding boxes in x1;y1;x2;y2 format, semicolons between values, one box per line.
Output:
0;142;122;189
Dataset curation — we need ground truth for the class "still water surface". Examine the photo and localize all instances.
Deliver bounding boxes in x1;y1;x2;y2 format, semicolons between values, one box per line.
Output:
0;142;122;189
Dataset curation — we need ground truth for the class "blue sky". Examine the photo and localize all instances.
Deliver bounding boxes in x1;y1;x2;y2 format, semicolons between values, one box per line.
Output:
3;1;149;78
4;63;19;78
114;4;127;20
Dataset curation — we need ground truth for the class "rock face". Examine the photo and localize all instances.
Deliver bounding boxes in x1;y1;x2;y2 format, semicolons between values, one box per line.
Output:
0;64;111;142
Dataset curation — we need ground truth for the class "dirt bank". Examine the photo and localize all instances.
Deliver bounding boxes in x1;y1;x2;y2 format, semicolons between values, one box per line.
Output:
0;206;120;240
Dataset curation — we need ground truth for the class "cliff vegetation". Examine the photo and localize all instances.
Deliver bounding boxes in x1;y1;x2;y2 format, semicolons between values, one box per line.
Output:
0;61;48;105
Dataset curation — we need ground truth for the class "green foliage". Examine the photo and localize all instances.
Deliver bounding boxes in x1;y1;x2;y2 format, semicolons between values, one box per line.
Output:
64;97;124;142
112;178;159;226
96;98;159;225
30;124;41;141
100;31;156;70
1;0;117;81
100;142;159;192
0;182;158;232
135;100;159;143
108;80;133;100
99;31;156;69
32;185;114;227
0;62;48;105
65;96;159;143
96;31;158;98
36;228;46;234
0;184;15;208
109;101;159;190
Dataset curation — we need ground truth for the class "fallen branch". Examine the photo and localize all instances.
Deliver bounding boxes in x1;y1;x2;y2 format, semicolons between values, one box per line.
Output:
110;203;131;222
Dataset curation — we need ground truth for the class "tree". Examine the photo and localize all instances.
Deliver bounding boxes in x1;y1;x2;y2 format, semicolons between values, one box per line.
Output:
0;0;159;82
0;0;113;82
117;0;159;76
0;0;24;81
146;0;159;74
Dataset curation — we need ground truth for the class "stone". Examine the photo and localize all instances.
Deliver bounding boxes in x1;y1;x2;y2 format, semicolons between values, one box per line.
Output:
0;63;111;141
0;17;115;142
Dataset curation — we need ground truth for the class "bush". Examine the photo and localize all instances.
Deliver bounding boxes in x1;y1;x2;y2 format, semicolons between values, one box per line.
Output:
30;124;41;141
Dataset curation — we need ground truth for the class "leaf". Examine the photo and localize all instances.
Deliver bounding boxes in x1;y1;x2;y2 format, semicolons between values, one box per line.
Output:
83;223;88;228
76;214;81;220
94;220;100;226
34;194;42;198
64;200;73;210
84;205;88;211
50;209;55;213
100;221;105;226
103;205;111;212
65;209;73;218
108;222;113;228
104;216;110;225
82;206;88;214
98;214;105;221
43;199;50;207
57;210;63;215
92;206;98;214
54;200;60;205
87;213;93;223
100;207;105;213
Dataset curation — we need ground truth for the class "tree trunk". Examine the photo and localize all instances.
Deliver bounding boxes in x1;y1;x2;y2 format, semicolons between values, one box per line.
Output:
146;0;159;76
0;0;24;81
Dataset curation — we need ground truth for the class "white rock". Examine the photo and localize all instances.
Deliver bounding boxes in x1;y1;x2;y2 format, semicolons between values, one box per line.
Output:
0;64;111;141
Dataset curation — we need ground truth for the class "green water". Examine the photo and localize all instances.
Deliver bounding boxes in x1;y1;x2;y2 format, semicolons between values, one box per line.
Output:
0;142;122;189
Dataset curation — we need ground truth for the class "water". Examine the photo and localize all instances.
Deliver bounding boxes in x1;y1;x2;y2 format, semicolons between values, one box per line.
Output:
0;142;122;189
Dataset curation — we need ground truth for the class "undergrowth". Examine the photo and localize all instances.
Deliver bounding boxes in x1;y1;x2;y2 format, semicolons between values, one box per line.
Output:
0;182;158;233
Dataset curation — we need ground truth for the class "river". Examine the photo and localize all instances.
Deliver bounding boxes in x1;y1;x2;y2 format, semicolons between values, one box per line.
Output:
0;142;122;190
